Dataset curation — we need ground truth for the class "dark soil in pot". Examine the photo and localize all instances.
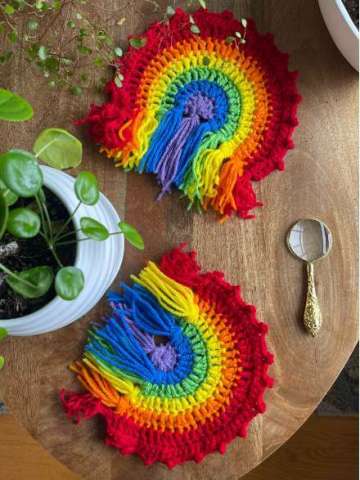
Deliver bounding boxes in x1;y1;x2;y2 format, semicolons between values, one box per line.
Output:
0;187;77;319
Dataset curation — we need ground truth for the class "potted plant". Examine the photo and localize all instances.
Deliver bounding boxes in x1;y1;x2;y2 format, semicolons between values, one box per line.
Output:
0;89;143;338
318;0;359;71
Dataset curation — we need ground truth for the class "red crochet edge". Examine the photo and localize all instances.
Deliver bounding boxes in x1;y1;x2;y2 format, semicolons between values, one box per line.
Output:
61;245;273;468
78;9;301;219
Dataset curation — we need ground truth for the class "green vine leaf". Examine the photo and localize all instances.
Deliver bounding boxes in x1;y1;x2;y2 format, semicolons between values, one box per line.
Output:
74;171;99;205
190;24;200;34
114;47;123;57
0;89;33;122
0;328;8;342
55;266;84;300
33;128;82;169
6;266;54;299
7;207;41;239
27;19;39;31
225;36;236;44
4;4;15;15
0;192;9;240
0;356;4;370
0;149;43;197
119;221;144;250
129;37;147;49
80;217;109;240
38;45;48;60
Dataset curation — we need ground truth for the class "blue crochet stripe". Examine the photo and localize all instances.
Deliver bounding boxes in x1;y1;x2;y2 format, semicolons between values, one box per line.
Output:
138;80;229;185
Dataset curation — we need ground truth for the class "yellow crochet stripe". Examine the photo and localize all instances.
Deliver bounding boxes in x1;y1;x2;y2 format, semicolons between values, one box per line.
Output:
126;264;238;413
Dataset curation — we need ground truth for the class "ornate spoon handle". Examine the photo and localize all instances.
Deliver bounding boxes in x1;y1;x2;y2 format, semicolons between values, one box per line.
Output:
304;262;322;336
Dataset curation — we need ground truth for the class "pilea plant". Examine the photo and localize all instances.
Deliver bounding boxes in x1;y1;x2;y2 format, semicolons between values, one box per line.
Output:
0;87;34;365
0;89;143;304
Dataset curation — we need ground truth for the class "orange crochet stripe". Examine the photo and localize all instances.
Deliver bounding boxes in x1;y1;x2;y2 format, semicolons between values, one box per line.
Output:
71;296;240;432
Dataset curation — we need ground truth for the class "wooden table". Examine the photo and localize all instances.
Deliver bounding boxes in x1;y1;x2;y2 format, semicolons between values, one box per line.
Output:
0;1;358;479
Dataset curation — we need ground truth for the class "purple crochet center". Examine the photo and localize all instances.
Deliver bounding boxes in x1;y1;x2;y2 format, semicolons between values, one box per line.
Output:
110;301;177;372
156;92;215;198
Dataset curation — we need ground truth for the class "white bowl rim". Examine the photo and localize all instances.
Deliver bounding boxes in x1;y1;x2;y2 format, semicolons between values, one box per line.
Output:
335;0;359;38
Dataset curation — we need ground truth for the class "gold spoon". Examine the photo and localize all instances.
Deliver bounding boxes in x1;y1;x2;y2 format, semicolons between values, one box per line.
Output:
286;218;333;336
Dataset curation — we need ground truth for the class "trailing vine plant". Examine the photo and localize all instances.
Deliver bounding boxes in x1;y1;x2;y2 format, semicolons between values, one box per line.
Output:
0;0;216;95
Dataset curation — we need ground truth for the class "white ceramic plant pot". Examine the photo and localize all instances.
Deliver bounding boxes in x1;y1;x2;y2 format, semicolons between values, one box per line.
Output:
318;0;359;71
0;166;124;336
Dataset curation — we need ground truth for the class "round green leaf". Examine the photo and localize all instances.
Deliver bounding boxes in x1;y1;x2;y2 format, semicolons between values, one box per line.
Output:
55;266;84;301
33;128;82;169
114;47;123;57
0;192;9;240
27;19;39;31
5;266;53;299
4;4;15;14
0;327;8;341
0;356;4;370
0;179;18;206
0;149;43;197
129;37;147;48
190;24;200;34
225;36;236;44
74;171;99;205
80;217;109;240
119;221;144;250
7;207;40;238
0;88;33;121
38;45;47;60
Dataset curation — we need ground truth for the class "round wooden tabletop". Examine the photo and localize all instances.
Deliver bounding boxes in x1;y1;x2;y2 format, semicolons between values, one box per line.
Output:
0;1;358;479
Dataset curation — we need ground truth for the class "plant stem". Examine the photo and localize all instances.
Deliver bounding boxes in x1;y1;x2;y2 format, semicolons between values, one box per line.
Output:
56;231;122;247
41;197;54;240
55;228;81;242
0;263;35;288
53;201;81;241
56;237;90;246
35;194;49;238
48;244;63;268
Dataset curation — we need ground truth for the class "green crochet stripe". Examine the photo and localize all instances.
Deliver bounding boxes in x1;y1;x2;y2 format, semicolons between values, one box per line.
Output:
159;67;241;138
142;321;209;398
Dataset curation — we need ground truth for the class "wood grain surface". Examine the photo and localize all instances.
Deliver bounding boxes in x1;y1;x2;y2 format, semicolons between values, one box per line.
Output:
0;1;358;479
0;414;358;480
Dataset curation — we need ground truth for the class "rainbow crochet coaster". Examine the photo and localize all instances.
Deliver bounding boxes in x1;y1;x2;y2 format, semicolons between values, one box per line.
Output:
61;246;274;468
81;8;301;220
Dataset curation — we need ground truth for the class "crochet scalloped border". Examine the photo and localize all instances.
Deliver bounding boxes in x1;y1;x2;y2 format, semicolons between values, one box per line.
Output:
61;245;274;468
